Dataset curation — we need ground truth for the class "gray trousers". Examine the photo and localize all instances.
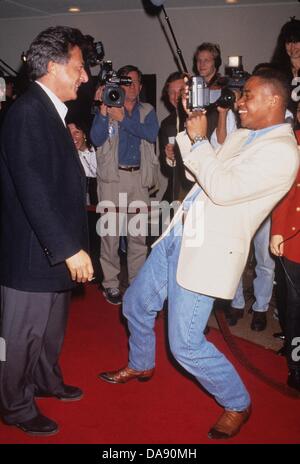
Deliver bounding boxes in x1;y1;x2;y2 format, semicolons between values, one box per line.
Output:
0;286;70;424
99;170;149;288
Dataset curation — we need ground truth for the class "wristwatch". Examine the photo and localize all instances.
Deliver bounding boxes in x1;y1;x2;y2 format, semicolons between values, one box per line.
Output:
192;135;207;144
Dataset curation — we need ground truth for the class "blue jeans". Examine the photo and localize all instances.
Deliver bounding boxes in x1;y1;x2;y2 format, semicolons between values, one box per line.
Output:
123;224;250;411
232;217;275;312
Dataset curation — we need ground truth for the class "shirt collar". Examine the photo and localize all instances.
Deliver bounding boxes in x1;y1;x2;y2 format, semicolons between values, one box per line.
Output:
245;123;285;145
35;81;68;126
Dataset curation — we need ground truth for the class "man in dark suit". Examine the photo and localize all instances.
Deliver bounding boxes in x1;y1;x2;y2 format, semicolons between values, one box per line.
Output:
0;26;94;436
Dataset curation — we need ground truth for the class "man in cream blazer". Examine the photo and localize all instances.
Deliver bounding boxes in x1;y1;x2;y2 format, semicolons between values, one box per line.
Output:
99;69;299;439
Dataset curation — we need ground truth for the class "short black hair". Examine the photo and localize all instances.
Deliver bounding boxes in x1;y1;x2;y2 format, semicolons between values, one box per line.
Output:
252;62;282;74
117;65;142;83
26;26;85;81
252;68;290;108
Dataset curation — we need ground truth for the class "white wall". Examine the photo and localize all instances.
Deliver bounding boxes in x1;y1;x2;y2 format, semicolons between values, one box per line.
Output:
0;2;298;121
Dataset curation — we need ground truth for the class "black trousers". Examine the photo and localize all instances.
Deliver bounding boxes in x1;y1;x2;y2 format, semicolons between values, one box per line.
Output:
0;286;70;424
283;258;300;370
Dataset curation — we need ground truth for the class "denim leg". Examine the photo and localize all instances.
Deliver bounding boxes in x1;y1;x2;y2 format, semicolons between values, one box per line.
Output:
123;233;171;371
231;277;245;309
166;235;250;411
252;217;275;312
123;225;250;410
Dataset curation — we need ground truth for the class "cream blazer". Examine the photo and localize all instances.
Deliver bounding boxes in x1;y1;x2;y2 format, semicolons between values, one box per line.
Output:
154;124;299;299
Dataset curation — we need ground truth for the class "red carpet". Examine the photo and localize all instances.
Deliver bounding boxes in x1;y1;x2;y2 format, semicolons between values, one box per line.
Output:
0;284;300;444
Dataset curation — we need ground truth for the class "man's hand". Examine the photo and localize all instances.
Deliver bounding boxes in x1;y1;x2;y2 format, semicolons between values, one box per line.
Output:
270;235;284;256
186;111;207;142
216;106;229;115
216;106;229;145
107;107;124;122
65;250;94;283
95;85;108;117
165;143;175;161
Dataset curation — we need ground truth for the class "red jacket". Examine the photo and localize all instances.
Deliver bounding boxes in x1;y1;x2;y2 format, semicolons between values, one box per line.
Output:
272;166;300;263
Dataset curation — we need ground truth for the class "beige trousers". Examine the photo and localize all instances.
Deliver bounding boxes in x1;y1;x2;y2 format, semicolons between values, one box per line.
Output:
99;170;149;288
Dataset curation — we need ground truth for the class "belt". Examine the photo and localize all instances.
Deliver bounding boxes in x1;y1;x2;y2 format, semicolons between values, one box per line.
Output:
118;165;140;172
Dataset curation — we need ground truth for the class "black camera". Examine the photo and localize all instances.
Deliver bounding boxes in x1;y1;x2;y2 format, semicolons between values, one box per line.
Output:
82;36;132;107
82;35;105;67
214;59;250;110
99;61;132;107
187;76;210;111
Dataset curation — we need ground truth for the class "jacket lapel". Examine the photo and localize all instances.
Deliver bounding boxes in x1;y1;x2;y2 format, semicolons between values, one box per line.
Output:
29;83;85;177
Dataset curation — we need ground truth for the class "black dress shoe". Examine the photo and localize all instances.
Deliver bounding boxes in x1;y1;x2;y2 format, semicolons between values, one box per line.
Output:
250;311;267;331
35;384;83;402
15;414;59;436
273;331;285;340
225;307;244;326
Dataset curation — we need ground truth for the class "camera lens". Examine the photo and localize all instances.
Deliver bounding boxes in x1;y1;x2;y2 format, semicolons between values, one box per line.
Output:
215;87;236;109
108;89;120;102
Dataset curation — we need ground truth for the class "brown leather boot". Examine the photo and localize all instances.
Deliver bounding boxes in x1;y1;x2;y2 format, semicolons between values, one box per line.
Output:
208;405;251;439
98;366;154;384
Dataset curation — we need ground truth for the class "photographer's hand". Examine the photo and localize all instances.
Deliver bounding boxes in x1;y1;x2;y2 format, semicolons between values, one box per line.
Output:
186;111;207;142
100;103;108;117
216;106;229;145
107;107;124;122
94;85;108;117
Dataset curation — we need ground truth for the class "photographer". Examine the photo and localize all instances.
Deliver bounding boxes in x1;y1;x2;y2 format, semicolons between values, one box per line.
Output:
193;42;222;88
90;65;159;305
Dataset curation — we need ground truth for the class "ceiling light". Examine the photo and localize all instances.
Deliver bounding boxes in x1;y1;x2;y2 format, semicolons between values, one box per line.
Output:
226;0;238;4
68;7;80;13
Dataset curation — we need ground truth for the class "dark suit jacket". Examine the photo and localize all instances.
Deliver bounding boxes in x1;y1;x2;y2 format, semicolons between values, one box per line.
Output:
0;83;88;292
159;111;193;203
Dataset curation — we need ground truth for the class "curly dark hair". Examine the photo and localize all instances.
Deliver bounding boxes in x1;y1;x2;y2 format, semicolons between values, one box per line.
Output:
26;26;85;81
66;119;93;150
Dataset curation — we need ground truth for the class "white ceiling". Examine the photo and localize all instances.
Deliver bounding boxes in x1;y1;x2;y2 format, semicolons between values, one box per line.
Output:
0;0;296;19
